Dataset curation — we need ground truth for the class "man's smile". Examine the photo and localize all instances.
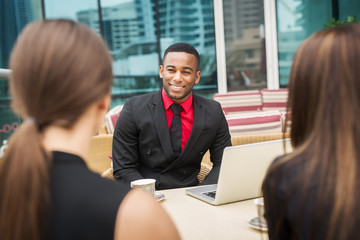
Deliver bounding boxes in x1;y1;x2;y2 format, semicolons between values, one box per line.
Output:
170;84;184;90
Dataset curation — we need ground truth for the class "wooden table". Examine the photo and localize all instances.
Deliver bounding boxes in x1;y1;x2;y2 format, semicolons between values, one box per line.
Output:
158;187;268;240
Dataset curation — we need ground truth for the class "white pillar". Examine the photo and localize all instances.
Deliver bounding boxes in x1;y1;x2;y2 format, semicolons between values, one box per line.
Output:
213;0;227;94
264;0;280;89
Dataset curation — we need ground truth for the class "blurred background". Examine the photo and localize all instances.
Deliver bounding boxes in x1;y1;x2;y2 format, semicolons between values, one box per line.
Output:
1;0;359;142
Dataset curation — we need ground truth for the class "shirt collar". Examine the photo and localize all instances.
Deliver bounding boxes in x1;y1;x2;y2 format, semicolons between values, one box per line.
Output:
162;88;193;113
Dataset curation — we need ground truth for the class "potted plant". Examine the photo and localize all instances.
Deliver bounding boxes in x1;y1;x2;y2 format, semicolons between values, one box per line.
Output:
324;16;360;28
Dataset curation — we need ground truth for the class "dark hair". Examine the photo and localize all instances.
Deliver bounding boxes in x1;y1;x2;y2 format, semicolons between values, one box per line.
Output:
263;23;360;239
163;42;200;70
0;19;113;240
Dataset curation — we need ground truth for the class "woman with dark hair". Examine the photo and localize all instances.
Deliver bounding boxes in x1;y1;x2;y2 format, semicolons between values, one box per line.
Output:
0;19;180;240
262;23;360;240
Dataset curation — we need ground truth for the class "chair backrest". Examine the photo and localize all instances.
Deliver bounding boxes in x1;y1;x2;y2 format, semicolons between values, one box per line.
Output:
281;111;291;132
261;88;288;112
101;167;115;181
213;89;289;114
213;90;263;115
226;110;282;135
86;134;113;174
104;105;123;134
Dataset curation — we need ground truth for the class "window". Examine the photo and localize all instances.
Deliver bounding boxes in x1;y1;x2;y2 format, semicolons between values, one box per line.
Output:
0;0;218;141
0;0;42;142
276;0;360;86
339;0;360;22
223;0;266;91
44;0;99;33
276;0;332;86
159;0;217;96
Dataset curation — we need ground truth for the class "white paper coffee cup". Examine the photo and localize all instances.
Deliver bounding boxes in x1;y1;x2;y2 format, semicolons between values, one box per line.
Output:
130;179;156;196
254;197;266;224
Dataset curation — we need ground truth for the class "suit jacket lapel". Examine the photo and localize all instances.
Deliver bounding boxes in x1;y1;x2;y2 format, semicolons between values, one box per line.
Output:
149;91;173;161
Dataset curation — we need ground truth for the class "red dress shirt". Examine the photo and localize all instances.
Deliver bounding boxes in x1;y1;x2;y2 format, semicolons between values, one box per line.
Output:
162;88;193;151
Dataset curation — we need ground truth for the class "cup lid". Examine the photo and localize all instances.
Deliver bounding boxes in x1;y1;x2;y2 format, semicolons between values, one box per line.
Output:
254;197;264;206
131;178;156;185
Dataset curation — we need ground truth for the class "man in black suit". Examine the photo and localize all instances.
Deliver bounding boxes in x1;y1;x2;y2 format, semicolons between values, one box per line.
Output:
112;43;231;190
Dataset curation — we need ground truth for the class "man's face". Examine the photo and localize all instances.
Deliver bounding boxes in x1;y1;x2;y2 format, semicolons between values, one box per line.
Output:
159;52;201;104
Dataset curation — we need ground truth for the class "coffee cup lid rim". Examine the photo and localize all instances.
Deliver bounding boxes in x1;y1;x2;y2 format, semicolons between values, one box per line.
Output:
131;178;156;185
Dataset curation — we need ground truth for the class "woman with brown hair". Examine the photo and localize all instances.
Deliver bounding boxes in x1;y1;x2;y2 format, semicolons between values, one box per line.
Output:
262;23;360;240
0;19;180;240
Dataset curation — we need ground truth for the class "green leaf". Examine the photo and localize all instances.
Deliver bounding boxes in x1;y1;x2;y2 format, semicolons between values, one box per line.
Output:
324;16;360;28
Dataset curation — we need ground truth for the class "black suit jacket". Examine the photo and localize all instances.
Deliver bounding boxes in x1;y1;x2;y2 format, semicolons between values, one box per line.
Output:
112;90;231;190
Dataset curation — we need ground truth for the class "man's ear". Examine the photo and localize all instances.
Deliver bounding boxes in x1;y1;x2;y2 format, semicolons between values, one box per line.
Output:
195;71;201;85
159;65;164;78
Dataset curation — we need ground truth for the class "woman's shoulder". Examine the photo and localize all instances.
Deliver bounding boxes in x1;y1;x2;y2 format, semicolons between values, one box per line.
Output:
264;153;307;193
51;150;130;212
115;189;181;240
269;152;307;175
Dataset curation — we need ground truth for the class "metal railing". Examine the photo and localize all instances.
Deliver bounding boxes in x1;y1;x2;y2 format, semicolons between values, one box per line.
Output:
0;68;11;79
0;68;17;143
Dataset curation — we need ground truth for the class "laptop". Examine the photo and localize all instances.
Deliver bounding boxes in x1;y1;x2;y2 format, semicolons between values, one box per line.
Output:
186;138;292;205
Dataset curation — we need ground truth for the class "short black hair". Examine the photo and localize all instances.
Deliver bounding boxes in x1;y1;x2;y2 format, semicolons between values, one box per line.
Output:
163;42;200;70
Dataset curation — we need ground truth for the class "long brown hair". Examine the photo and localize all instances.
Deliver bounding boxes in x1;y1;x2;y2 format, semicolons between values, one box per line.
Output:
0;19;113;240
263;23;360;239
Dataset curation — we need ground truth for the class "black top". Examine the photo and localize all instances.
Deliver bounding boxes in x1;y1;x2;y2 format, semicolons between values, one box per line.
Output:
49;151;130;240
263;154;360;240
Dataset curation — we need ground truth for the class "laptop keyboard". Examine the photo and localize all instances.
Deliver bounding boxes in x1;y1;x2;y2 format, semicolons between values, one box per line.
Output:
202;190;217;199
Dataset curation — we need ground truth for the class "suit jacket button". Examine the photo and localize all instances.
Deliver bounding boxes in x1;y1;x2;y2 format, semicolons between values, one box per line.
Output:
200;151;204;155
146;149;151;155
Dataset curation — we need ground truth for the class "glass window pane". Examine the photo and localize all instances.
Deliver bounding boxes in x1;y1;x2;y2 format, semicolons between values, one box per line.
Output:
44;0;100;34
223;0;267;91
159;0;217;98
44;0;218;105
1;0;42;68
339;0;360;20
276;0;332;86
0;0;42;142
100;0;160;106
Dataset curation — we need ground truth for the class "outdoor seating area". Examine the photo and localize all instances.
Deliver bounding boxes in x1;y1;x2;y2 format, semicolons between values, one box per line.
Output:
2;1;359;239
85;89;290;181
